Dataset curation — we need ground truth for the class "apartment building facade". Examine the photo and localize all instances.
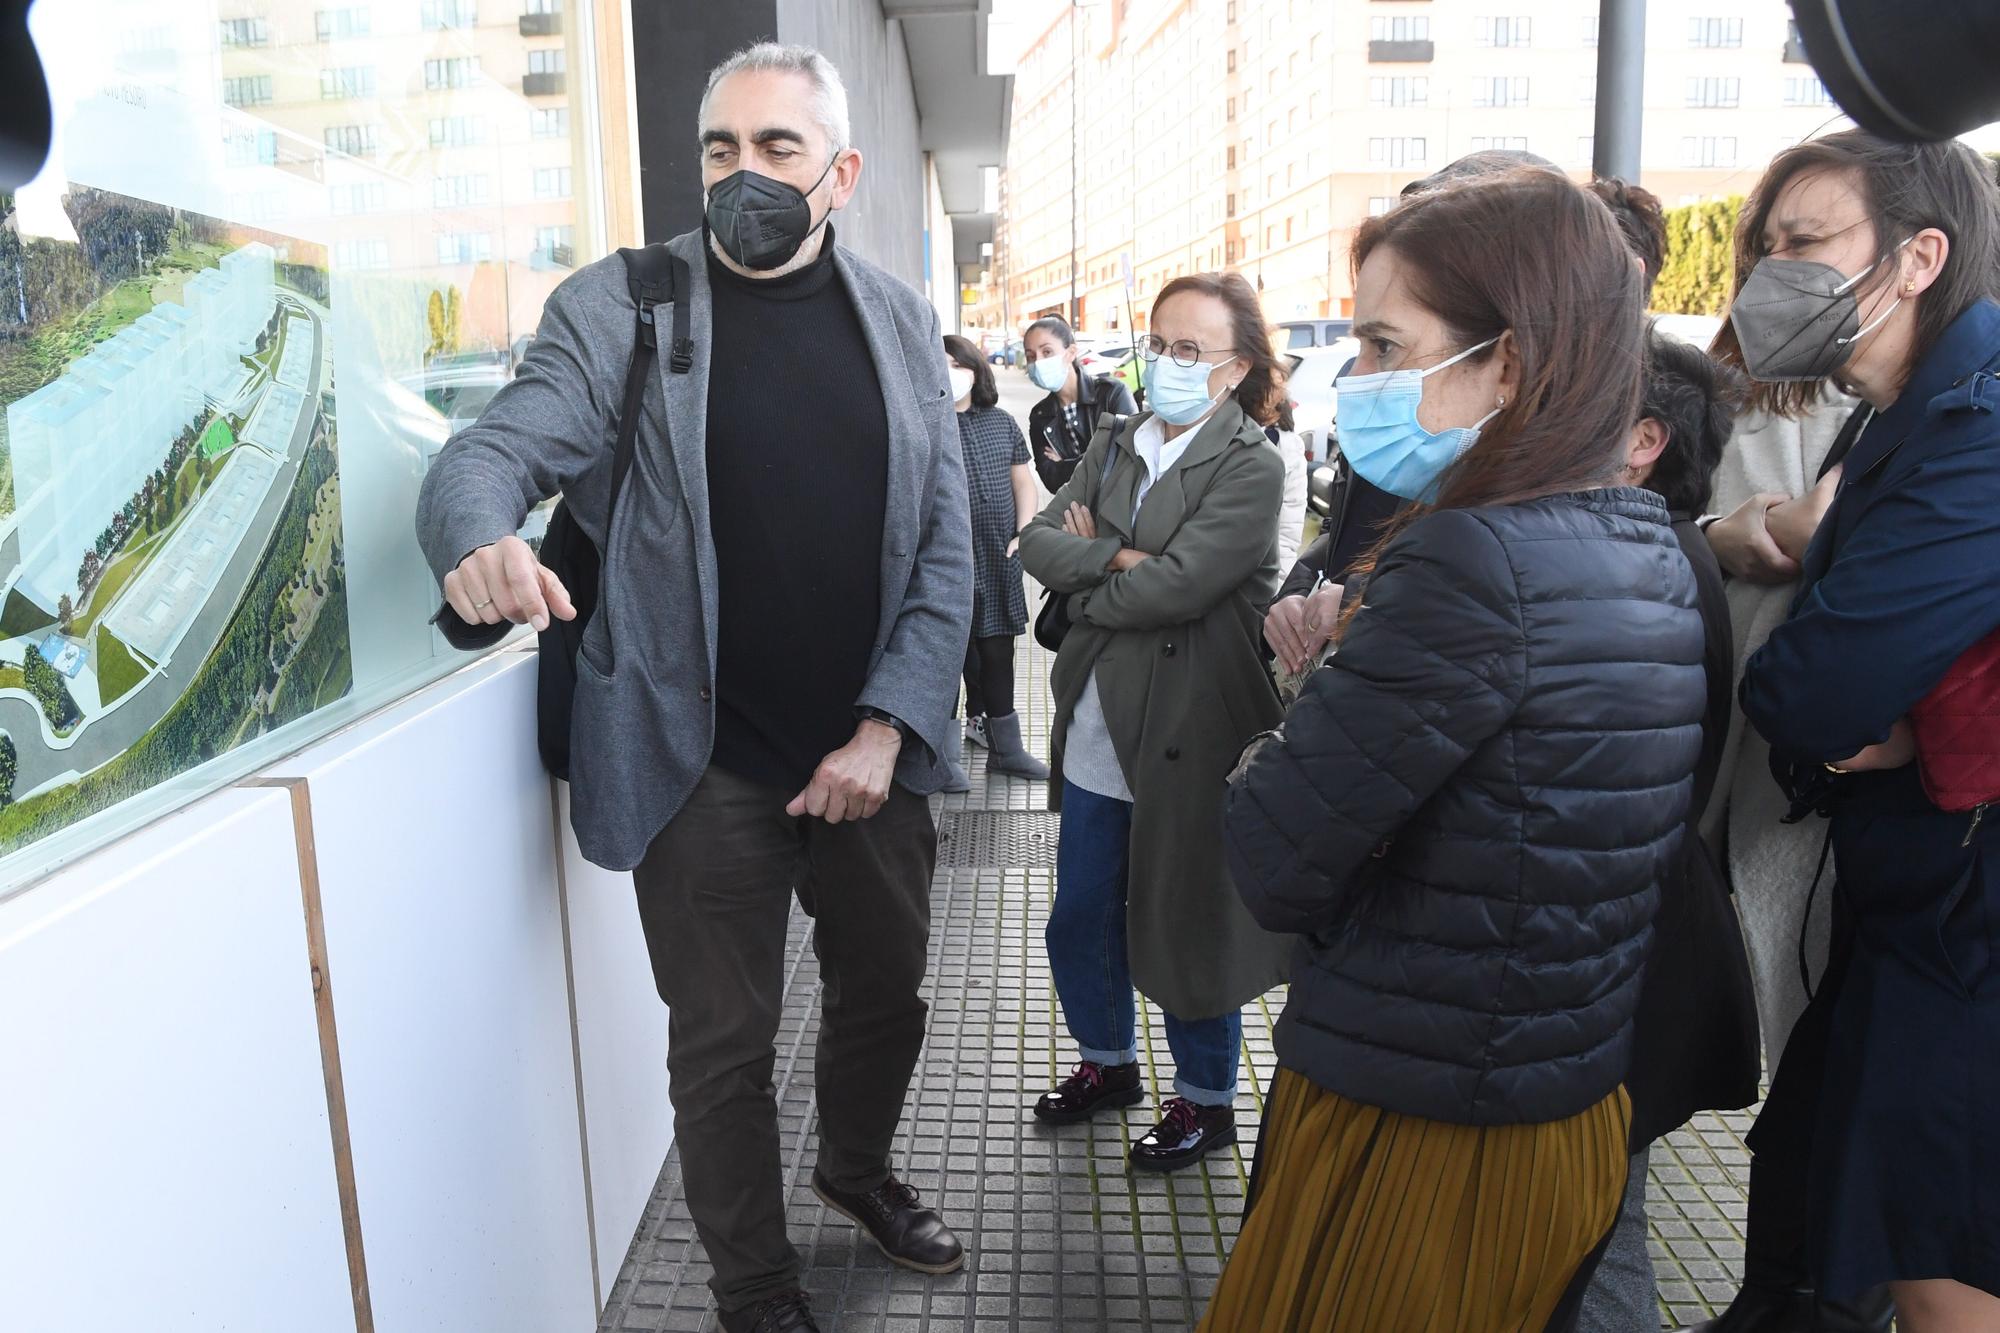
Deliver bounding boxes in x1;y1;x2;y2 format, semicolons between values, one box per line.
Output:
977;0;1847;334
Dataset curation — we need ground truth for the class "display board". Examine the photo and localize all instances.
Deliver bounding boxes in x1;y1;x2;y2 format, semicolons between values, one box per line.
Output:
0;0;603;890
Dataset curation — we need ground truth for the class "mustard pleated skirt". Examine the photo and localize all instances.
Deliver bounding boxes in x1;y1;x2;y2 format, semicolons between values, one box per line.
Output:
1198;1068;1630;1333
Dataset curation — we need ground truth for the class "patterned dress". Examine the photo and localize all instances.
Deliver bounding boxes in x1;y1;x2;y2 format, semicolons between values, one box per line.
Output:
956;404;1030;638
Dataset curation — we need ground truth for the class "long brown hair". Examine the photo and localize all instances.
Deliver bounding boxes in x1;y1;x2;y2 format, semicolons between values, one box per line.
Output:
1336;170;1646;630
1711;130;2000;418
1153;271;1283;428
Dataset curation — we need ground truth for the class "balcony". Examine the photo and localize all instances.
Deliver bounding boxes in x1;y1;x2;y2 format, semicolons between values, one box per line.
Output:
519;11;561;37
1369;39;1435;63
523;71;566;96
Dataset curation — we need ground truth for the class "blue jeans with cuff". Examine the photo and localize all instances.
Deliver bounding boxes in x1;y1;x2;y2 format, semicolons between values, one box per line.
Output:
1047;779;1241;1106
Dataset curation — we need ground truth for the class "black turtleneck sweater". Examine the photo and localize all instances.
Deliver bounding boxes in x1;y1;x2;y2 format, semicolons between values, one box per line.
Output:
704;232;888;792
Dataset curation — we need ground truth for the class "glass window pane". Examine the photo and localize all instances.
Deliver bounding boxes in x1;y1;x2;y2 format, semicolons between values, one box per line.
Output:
2;0;613;885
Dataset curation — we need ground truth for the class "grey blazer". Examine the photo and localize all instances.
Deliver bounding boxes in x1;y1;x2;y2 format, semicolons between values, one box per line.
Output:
414;230;974;870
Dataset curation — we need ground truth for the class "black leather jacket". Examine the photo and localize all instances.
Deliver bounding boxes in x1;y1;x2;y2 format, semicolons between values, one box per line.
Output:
1026;366;1138;492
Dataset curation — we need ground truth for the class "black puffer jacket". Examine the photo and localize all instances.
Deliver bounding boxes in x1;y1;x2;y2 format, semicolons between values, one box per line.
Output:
1225;489;1706;1126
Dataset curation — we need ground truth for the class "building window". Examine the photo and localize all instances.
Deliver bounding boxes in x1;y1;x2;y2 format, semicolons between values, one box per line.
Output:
535;224;575;267
530;107;570;138
218;17;268;47
222;129;278;167
1472;76;1530;108
1227;49;1236;73
429;116;488;147
433;174;492;208
533;166;572;199
425;57;481;90
1226;145;1236;169
1689;17;1744;48
1470;136;1530;153
1226;193;1236;217
1579;75;1597;104
1368;137;1427;169
332;238;392;270
323;123;379;156
1226;97;1236;121
221;76;273;107
528;49;565;75
1369;16;1428;42
316;7;371;41
421;0;477;30
1581;16;1598;47
1680;135;1740;168
1784;75;1833;106
1686;76;1742;108
1477;17;1533;48
1368;76;1429;108
436;232;494;264
1367;196;1393;217
320;66;377;100
330;182;386;215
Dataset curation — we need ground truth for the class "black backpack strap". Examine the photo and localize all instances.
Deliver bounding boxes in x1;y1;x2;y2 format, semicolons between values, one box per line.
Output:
610;245;694;513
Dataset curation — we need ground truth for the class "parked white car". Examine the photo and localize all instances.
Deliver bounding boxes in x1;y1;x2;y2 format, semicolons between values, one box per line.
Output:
1284;337;1360;463
1650;312;1724;349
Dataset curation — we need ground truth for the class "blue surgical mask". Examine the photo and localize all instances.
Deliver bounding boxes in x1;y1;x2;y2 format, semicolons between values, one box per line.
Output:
1145;354;1238;426
1334;337;1500;502
1029;357;1069;393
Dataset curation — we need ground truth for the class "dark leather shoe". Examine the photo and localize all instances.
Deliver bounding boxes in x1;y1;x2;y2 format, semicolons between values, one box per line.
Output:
811;1171;965;1275
1129;1097;1235;1172
1034;1060;1146;1124
718;1291;819;1333
1679;1282;1895;1333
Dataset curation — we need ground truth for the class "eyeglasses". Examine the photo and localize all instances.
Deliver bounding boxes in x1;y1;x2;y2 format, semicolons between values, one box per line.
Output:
1137;336;1236;368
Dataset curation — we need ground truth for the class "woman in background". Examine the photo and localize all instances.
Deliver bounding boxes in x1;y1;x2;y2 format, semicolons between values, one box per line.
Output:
943;335;1048;781
1023;315;1138;492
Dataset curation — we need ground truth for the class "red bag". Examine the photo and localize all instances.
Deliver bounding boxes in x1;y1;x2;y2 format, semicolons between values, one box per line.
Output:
1910;626;2000;814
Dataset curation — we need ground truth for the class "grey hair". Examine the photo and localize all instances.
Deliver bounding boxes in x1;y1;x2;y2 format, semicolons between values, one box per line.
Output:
700;43;851;155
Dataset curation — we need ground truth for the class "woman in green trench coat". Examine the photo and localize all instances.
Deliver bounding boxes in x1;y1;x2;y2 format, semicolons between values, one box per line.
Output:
1016;271;1292;1173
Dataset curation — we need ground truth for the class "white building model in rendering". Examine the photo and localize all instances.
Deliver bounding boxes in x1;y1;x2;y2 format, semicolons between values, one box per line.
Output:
7;241;276;610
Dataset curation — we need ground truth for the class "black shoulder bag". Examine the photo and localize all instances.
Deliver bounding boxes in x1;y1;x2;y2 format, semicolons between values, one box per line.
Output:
432;243;694;780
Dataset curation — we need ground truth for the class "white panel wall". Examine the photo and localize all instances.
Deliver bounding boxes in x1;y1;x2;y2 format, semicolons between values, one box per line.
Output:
558;782;673;1278
0;788;354;1331
0;649;675;1333
275;651;597;1331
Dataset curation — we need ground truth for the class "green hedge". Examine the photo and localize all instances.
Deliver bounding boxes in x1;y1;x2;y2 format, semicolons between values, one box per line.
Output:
1654;196;1744;316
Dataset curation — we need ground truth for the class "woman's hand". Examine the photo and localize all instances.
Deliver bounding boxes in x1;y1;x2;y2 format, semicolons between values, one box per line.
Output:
1708;492;1801;584
1006;535;1020;559
1107;548;1151;573
1833;717;1916;772
1765;465;1843;565
1264;595;1310;674
1062;503;1097;539
1300;583;1346;661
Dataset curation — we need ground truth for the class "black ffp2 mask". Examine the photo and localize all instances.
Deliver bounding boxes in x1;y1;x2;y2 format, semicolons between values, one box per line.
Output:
705;157;836;271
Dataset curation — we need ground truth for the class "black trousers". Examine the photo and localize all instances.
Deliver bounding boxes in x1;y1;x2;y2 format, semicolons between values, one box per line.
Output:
961;633;1016;719
631;765;936;1313
1740;897;1856;1292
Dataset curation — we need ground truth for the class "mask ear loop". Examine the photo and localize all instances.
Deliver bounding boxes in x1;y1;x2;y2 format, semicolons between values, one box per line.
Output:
1835;237;1915;348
